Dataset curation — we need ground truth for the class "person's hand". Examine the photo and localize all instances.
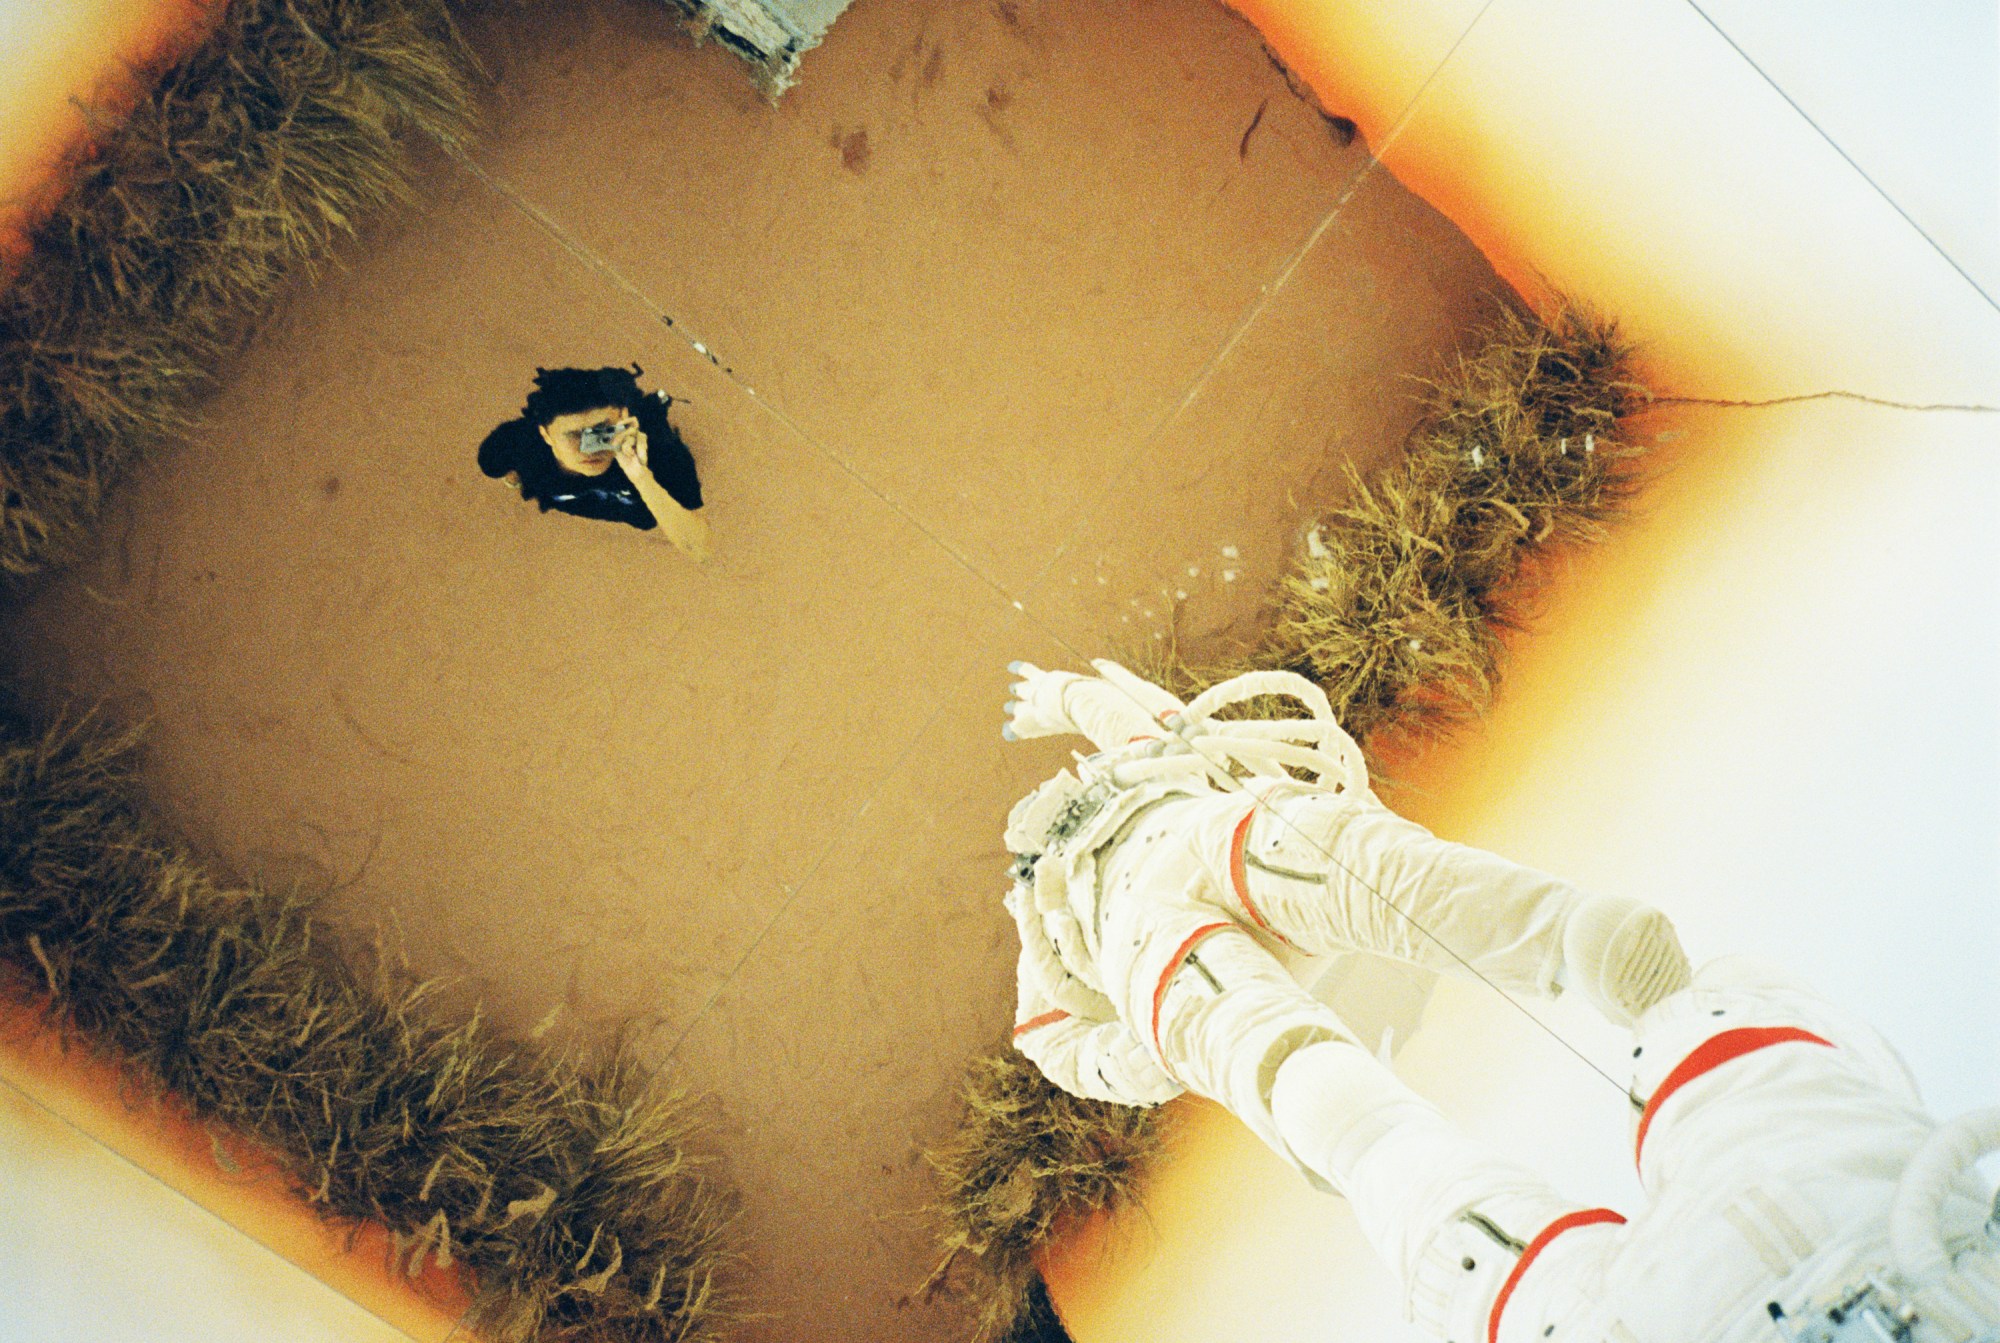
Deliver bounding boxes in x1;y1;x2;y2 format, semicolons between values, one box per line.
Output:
611;416;649;477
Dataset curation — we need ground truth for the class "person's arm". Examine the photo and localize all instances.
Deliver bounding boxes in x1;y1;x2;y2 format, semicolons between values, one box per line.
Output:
612;417;711;561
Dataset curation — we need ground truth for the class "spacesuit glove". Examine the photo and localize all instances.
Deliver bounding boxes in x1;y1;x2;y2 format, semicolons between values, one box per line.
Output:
1002;662;1090;741
1003;659;1186;751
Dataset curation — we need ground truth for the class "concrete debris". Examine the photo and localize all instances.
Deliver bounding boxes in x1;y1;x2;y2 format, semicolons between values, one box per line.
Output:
665;0;855;96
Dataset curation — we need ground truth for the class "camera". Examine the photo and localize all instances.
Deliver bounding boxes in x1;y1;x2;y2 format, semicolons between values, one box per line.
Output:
578;422;622;455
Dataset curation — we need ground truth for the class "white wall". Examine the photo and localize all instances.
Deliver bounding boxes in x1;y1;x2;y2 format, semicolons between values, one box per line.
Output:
1693;0;1999;301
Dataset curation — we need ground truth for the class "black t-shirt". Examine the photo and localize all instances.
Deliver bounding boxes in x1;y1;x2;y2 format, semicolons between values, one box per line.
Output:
477;391;703;530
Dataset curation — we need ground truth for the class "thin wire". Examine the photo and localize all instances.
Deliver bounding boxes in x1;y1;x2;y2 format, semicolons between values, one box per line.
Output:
1681;0;1999;317
425;10;2000;1307
989;0;1643;1101
462;2;1986;1104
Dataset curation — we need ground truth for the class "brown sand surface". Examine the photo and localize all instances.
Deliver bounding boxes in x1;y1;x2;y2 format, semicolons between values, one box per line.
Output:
0;1;1505;1338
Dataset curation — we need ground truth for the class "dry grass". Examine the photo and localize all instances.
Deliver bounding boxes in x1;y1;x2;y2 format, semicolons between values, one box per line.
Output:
1267;301;1644;744
0;0;478;579
921;1050;1163;1342
927;301;1647;1337
0;709;736;1342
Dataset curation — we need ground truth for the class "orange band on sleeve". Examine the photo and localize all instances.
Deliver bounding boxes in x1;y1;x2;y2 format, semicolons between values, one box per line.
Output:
1227;808;1299;949
1012;1010;1070;1038
1148;922;1233;1056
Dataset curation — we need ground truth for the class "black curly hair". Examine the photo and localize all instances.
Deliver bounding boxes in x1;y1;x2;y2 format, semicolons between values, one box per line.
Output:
521;363;648;426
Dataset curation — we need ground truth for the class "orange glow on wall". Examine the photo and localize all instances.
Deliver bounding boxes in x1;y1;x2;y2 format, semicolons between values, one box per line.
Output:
0;0;220;257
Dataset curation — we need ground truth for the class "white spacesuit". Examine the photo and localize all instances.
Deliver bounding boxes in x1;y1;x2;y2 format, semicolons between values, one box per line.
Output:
1001;660;2000;1343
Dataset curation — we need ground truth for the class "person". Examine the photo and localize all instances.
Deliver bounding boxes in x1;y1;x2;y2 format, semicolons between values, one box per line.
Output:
477;364;711;560
1000;660;2000;1343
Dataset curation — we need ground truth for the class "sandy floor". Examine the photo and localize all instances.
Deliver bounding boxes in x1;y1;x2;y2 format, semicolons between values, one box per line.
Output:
0;1;1506;1338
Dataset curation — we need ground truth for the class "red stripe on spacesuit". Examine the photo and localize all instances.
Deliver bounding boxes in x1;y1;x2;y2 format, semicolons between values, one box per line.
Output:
1013;1010;1070;1038
1228;808;1300;950
1149;921;1233;1058
1634;1025;1834;1167
1487;1207;1627;1343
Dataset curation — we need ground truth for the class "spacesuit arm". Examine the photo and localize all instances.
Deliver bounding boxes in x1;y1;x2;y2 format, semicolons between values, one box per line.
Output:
1011;921;1182;1106
1012;1000;1184;1107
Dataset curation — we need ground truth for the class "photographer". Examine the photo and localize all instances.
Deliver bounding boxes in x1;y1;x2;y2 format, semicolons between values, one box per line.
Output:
477;364;710;561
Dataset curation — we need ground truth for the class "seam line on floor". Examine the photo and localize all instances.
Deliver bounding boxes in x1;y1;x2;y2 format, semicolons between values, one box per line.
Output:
659;0;1635;1105
463;0;1647;1107
462;156;1034;621
1015;0;1500;606
498;0;1508;1066
651;633;999;1062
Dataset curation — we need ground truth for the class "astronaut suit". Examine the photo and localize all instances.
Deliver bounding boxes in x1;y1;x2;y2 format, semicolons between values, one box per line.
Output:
999;660;2000;1343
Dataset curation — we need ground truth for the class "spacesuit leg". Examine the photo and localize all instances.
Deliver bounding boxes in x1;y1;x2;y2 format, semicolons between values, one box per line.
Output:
1272;1039;1629;1342
1088;800;1630;1341
1151;943;1626;1342
1075;799;1347;1153
1231;788;1689;1024
1073;790;1359;1142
